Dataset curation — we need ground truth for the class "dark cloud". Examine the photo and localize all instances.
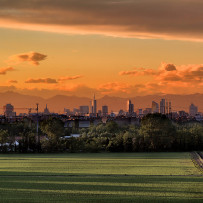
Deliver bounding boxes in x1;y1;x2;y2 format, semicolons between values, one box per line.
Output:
0;0;203;40
10;52;47;65
7;80;18;83
164;64;177;71
25;78;58;84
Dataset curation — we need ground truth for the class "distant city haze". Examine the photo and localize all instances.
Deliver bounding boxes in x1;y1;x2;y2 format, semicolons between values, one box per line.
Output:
0;91;202;114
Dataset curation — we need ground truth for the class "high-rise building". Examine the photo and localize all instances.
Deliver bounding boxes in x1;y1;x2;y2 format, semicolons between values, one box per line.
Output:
90;94;97;115
166;101;169;114
189;103;198;116
127;99;134;114
152;101;159;113
160;99;166;114
169;101;172;113
102;105;108;116
3;104;15;118
79;106;89;114
93;94;97;114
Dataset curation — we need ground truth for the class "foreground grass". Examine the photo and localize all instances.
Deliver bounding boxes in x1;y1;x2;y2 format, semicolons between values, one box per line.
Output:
0;153;200;176
0;153;202;202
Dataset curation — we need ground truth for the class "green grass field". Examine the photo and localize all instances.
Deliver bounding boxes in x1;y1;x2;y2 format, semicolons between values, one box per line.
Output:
0;153;202;202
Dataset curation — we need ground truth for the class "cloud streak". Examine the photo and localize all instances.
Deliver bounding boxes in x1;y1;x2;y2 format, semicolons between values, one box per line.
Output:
10;52;47;65
119;68;157;76
58;75;83;82
0;0;203;41
25;74;83;84
25;78;58;84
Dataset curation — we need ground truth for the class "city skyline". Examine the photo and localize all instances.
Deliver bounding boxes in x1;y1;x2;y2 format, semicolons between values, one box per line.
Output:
1;93;202;118
0;0;203;98
0;91;203;113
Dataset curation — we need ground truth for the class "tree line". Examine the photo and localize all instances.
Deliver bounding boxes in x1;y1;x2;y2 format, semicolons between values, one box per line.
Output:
0;113;202;153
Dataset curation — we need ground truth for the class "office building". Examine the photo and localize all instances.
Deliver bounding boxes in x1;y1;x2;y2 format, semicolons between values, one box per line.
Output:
152;101;159;113
127;99;134;114
79;106;89;114
160;99;166;114
169;101;172;113
189;103;198;116
3;103;15;118
102;105;108;116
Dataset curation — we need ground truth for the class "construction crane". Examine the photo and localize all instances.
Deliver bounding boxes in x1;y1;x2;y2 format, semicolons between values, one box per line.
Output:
0;107;36;116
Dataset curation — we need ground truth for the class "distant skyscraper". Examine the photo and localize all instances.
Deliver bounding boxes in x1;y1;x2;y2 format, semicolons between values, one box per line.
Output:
3;103;15;118
79;106;89;114
127;100;134;114
102;105;108;116
169;101;172;113
166;101;169;114
91;94;97;114
189;103;198;116
152;101;159;113
160;99;166;114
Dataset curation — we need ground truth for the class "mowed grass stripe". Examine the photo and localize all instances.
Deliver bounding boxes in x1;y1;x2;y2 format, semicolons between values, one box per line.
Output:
0;187;202;198
0;153;200;176
1;180;203;189
0;153;202;202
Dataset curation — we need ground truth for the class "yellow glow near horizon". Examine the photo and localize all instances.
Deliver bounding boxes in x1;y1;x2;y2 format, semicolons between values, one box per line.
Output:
0;26;203;97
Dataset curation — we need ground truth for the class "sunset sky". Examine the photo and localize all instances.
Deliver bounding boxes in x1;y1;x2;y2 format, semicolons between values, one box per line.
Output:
0;0;203;98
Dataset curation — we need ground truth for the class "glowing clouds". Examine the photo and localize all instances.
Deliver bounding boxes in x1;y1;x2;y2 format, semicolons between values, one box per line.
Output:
119;63;203;94
10;52;47;65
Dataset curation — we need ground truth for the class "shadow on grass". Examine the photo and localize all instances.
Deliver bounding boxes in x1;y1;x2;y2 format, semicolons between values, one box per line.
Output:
0;152;189;160
0;172;202;203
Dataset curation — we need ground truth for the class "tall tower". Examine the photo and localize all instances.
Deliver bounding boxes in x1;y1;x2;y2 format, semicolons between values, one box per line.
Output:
166;101;169;114
127;99;134;114
160;99;165;114
169;101;172;114
92;94;97;114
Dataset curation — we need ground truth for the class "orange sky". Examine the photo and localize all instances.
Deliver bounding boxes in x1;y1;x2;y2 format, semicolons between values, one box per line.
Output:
0;0;203;98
